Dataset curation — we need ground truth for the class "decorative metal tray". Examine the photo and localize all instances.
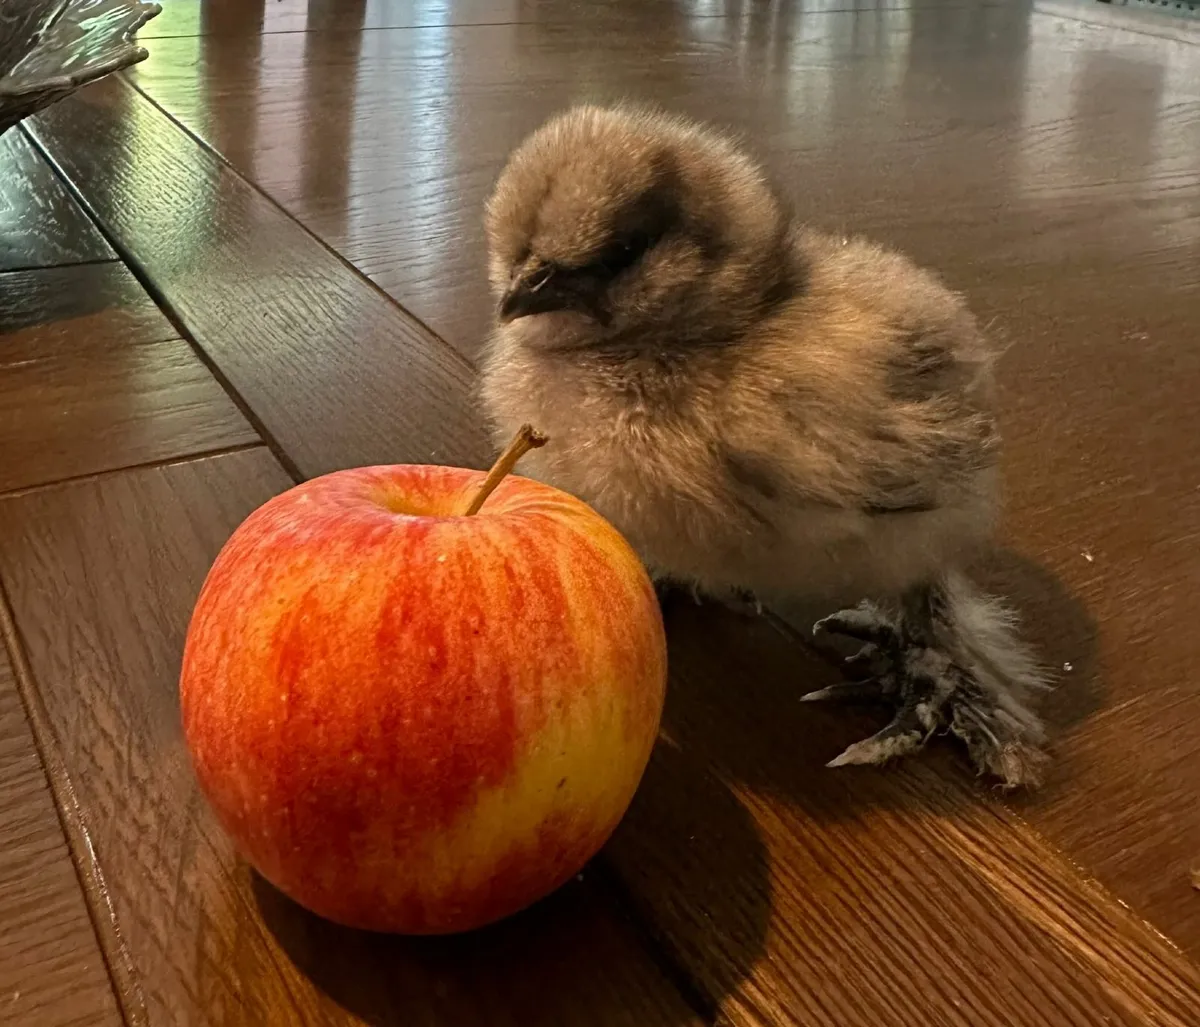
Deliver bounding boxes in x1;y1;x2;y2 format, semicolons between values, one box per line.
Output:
0;0;161;138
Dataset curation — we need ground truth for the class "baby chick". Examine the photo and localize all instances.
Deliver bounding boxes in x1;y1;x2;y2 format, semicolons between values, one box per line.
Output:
477;104;1049;788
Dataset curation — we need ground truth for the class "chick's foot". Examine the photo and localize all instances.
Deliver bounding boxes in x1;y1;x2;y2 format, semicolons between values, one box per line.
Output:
808;596;1048;789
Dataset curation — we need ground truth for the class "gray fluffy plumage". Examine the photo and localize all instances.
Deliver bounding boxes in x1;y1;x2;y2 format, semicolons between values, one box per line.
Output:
477;103;1050;788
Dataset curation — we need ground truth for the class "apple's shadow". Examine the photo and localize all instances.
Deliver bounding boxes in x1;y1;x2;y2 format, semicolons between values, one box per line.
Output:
253;726;769;1025
253;548;1088;1023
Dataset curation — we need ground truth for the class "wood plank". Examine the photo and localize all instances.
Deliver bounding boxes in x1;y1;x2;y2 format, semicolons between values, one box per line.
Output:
135;0;495;37
0;261;175;363
25;28;1200;1024
0;264;259;493
120;0;1200;958
0;129;114;272
121;4;1197;360
27;78;489;478
135;0;1004;39
0;449;703;1027
978;277;1200;955
5;450;1195;1027
0;647;123;1026
609;598;1200;1025
1036;0;1200;44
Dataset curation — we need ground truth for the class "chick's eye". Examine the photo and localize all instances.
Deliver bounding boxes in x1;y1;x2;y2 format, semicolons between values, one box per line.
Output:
595;231;653;277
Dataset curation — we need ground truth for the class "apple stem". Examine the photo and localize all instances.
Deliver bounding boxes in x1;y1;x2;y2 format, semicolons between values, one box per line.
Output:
462;424;548;515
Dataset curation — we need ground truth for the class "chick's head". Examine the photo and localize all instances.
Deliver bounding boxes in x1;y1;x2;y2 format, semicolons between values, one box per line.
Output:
485;104;791;350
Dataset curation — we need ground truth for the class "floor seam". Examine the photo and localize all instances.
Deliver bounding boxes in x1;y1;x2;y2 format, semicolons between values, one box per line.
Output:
0;583;146;1027
0;443;268;502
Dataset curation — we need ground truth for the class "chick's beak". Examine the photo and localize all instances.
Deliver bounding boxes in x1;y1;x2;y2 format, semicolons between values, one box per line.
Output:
498;263;565;324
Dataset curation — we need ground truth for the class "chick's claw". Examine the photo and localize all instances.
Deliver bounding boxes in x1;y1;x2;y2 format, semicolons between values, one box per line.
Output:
819;638;1047;788
844;642;882;667
826;702;928;767
824;648;947;767
815;606;1034;782
813;602;901;648
800;677;893;704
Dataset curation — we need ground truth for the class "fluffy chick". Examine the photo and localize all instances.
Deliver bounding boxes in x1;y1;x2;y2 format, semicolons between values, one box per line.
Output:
477;104;1049;788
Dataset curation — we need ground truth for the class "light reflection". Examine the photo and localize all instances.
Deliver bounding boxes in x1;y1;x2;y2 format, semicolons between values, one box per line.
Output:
347;22;454;260
1013;13;1200;259
118;74;221;258
158;3;200;36
263;0;305;34
343;11;478;339
251;32;306;201
197;3;265;179
686;0;730;18
1015;16;1175;202
1148;36;1200;251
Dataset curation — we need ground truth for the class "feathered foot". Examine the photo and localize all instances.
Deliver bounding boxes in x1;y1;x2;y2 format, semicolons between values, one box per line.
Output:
808;578;1051;789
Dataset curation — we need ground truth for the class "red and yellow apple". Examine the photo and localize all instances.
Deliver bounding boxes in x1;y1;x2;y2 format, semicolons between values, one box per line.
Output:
179;431;666;934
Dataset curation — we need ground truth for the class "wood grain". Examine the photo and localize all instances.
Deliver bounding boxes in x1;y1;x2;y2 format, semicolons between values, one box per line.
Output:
0;449;703;1027
12;2;1200;1022
982;278;1200;957
609;598;1200;1025
0;647;122;1027
1036;0;1200;44
5;429;1195;1025
0;128;113;272
123;4;1200;360
135;0;1003;39
116;0;1200;959
0;261;175;363
26;79;491;479
0;263;258;493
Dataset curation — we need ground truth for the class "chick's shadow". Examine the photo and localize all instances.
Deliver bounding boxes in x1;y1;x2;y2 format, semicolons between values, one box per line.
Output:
656;546;1100;822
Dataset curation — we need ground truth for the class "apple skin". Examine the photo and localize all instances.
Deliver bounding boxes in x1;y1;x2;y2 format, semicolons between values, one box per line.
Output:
179;463;667;935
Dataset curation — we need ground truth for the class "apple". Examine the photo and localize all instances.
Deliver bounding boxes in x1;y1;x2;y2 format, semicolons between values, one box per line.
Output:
179;426;667;934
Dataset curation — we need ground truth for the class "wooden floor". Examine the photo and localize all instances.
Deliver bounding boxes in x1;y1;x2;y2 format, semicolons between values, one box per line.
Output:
3;0;1200;1023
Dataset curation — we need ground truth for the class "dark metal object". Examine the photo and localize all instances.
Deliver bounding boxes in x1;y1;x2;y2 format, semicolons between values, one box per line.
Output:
0;0;161;138
1098;0;1200;17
